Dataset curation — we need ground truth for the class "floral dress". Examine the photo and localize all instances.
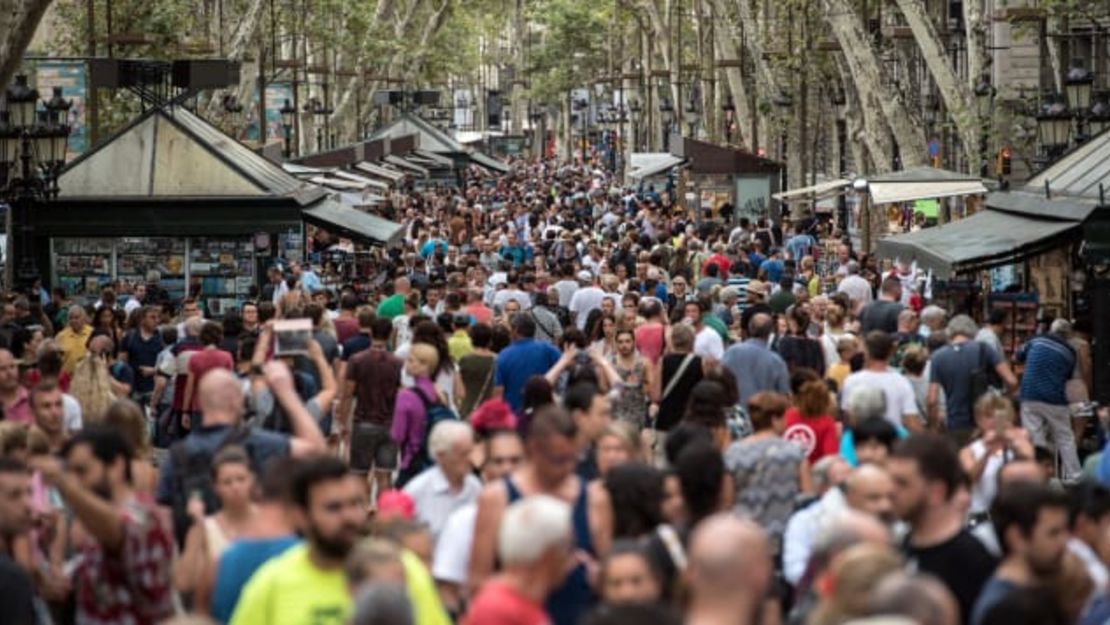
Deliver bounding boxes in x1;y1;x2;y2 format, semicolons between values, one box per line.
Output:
611;355;650;429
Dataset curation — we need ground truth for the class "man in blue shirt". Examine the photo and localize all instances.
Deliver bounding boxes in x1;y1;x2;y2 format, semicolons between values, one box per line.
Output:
290;261;323;293
759;249;785;284
494;314;561;415
498;231;534;269
720;312;790;405
1016;319;1080;480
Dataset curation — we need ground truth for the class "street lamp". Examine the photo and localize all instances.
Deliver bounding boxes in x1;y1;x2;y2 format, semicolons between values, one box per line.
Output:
683;92;701;138
279;98;296;158
629;99;642;151
1037;93;1071;161
1065;59;1095;112
659;98;674;150
1;75;72;290
1090;93;1110;137
722;96;736;145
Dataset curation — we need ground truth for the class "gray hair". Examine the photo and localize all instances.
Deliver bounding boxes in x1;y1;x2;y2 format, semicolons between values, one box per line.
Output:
945;314;978;339
845;260;860;275
350;583;413;625
428;420;473;459
498;495;572;567
812;455;847;491
184;317;205;337
920;305;947;325
847;386;887;423
68;304;86;319
1050;318;1073;338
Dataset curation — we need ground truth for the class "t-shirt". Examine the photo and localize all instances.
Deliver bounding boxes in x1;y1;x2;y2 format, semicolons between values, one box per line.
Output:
463;579;551;625
0;553;36;625
347;348;403;425
568;287;608;330
929;340;1001;429
169;338;203;412
970;577;1020;625
859;300;904;334
657;353;703;431
495;338;561;414
694;326;724;361
377;294;405;320
75;496;175;624
340;333;372;361
210;536;300;624
840;370;918;428
433;505;477;586
783;407;840;463
333;317;359;344
229;543;350;625
186;348;235;412
121;329;164;394
904;530;998;625
155;424;290;506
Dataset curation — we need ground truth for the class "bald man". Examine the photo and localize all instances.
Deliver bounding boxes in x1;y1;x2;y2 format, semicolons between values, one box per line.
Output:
156;363;325;544
845;464;896;525
687;514;773;625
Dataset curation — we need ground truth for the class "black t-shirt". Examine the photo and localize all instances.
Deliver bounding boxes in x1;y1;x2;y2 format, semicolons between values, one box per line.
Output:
904;529;998;624
860;299;904;334
657;353;704;431
0;553;36;625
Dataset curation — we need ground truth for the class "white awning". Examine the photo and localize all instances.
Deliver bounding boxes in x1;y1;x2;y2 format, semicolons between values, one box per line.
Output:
773;178;850;202
330;170;390;190
629;154;684;180
354;161;406;182
310;176;366;191
868;180;987;204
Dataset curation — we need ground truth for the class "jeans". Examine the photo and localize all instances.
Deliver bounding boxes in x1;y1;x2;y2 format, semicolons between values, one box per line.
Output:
1021;400;1081;480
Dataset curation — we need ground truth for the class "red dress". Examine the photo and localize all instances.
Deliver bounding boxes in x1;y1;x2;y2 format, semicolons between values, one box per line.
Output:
783;407;840;463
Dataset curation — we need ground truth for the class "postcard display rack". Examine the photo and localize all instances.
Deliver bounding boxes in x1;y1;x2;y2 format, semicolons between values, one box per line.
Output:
189;238;256;316
51;237;261;314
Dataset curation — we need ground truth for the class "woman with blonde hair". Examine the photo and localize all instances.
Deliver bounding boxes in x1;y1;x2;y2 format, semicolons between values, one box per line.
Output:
69;352;116;424
103;398;158;495
596;421;644;477
959;392;1033;522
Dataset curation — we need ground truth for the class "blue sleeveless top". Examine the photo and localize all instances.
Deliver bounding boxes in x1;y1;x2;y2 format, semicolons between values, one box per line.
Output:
504;476;596;625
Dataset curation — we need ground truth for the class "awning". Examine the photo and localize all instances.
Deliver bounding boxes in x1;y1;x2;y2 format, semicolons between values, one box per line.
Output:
773;178;850;202
303;199;403;247
875;209;1079;278
384;155;429;177
414;149;455;168
629;154;684;180
868;179;987;204
354;161;406;182
469;151;511;174
330;170;390;191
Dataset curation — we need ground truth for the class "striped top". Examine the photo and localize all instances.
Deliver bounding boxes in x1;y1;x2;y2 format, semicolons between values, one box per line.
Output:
1017;334;1076;405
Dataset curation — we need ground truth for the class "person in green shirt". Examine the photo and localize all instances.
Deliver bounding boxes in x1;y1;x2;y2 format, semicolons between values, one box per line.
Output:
377;277;413;321
230;457;367;625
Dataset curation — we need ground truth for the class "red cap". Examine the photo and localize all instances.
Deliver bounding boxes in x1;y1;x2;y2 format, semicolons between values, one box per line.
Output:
376;490;416;520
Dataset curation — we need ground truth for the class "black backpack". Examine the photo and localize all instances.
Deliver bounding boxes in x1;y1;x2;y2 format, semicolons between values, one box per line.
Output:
168;426;253;546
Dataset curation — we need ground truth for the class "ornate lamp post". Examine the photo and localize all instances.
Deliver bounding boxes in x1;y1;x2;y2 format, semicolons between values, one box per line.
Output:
659;98;674;151
0;76;72;289
683;92;701;138
279;99;297;158
1090;93;1110;137
722;95;736;145
629;98;642;151
1037;92;1071;162
1066;59;1094;143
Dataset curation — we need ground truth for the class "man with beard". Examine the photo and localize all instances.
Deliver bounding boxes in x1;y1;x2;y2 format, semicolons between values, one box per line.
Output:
970;482;1070;625
888;433;998;624
230;456;367;625
33;426;175;623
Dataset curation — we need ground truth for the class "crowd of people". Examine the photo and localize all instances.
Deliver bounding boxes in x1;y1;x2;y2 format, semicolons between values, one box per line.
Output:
0;156;1105;625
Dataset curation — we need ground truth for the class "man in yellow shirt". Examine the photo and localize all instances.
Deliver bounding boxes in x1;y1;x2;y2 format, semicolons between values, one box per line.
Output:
230;457;367;625
55;305;92;374
447;315;474;363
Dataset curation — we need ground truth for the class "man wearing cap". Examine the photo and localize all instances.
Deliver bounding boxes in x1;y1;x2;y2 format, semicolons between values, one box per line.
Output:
740;280;773;340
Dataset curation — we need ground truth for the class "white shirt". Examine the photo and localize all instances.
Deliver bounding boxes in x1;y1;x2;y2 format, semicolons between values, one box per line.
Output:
492;288;532;312
694;326;725;361
782;487;847;585
432;504;478;584
63;393;83;432
124;297;143;316
836;274;874;306
569;286;608;330
840;369;919;427
553;280;579;308
402;465;481;544
1069;538;1110;597
271;280;289;306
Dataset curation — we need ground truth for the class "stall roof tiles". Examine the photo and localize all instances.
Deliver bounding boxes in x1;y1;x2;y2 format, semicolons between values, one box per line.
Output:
368;113;466;154
303;198;403;246
1025;128;1110;201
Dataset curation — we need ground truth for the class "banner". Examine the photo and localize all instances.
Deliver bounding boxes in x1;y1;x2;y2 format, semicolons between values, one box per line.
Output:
34;61;88;157
243;83;294;142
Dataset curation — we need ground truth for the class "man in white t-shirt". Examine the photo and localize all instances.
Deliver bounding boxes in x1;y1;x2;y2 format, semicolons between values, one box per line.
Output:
568;272;607;330
836;261;874;308
840;331;919;429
